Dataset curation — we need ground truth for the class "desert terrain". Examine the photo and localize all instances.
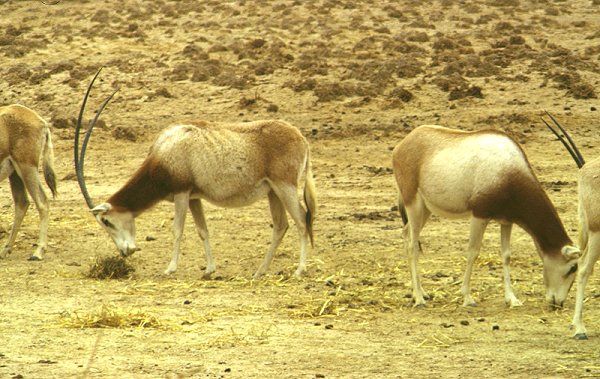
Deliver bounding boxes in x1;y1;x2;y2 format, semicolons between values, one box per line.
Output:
1;0;600;378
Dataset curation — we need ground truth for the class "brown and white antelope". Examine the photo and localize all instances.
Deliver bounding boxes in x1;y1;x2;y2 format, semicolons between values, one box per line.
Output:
392;125;579;308
75;70;316;278
0;104;57;260
544;113;598;339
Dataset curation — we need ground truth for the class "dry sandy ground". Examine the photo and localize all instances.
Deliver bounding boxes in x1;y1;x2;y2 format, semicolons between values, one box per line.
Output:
1;0;600;378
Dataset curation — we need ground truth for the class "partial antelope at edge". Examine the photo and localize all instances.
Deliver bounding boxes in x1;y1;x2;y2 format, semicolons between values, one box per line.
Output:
392;125;579;309
74;69;316;278
0;104;57;260
544;112;598;340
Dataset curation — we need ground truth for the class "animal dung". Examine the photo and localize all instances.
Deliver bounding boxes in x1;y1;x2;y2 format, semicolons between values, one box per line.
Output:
86;256;135;280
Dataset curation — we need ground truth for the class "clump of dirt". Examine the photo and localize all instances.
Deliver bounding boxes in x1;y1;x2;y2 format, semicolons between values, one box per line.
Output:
550;71;597;99
150;87;174;99
396;58;425;79
181;43;210;60
212;70;255;89
287;78;317;92
51;116;76;130
440;54;499;77
5;64;32;85
295;51;330;76
314;82;348;102
387;87;414;102
87;256;135;280
405;31;430;43
432;72;469;92
112;126;138;141
346;60;398;86
314;81;378;102
449;85;484;100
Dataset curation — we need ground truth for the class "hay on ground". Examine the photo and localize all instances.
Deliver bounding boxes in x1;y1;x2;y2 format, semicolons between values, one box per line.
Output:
86;256;135;280
60;304;162;329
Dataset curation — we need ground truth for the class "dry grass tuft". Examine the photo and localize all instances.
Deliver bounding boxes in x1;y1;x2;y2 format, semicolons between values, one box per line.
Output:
86;256;135;280
60;304;162;329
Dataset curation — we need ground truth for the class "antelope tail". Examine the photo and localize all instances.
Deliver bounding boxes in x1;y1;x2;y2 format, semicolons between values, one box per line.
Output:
303;150;317;247
398;193;408;225
42;126;57;198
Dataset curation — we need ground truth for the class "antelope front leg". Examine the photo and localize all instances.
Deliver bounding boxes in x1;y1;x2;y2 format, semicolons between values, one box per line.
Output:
461;218;489;307
165;192;189;275
500;223;522;307
572;233;600;339
405;223;427;306
189;199;216;278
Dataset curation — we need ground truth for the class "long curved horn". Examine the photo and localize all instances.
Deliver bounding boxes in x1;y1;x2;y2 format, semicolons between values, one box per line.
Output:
74;68;119;209
542;111;585;169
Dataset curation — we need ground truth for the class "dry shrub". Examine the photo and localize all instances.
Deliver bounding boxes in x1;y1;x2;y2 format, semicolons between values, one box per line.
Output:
87;256;135;280
60;304;161;329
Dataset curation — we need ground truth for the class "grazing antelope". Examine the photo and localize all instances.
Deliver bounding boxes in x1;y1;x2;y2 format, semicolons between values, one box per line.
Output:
75;70;316;278
544;113;598;339
392;125;579;308
0;104;57;260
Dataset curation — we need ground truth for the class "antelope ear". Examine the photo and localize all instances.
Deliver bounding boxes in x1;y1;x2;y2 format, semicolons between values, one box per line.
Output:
91;203;111;216
561;245;581;260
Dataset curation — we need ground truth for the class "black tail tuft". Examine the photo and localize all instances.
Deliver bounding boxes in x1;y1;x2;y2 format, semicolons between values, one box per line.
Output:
400;206;408;225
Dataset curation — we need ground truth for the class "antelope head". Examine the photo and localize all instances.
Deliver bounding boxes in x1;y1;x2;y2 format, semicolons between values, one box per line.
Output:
74;69;139;257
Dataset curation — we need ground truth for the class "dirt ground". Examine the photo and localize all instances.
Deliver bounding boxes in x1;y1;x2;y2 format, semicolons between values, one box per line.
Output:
1;0;600;378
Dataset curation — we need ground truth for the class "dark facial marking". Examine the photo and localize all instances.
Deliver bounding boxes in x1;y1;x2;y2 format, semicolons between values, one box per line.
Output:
564;263;578;278
102;218;114;229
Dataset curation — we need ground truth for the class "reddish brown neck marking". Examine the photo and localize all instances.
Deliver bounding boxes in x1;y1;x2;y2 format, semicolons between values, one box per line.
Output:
472;173;571;256
107;159;188;216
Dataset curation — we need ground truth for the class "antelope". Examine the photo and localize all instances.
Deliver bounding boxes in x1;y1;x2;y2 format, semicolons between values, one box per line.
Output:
544;113;598;339
75;70;316;278
392;125;580;308
0;104;57;260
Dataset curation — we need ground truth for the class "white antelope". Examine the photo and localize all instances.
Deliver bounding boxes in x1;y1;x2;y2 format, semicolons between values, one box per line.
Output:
75;70;316;278
544;113;598;339
0;104;57;260
392;125;580;308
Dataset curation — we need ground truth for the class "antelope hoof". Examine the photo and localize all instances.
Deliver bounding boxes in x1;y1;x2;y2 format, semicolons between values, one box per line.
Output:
28;255;42;261
574;333;588;340
201;271;213;280
507;299;523;308
164;262;177;275
412;295;426;307
1;248;11;259
293;268;306;278
463;300;478;307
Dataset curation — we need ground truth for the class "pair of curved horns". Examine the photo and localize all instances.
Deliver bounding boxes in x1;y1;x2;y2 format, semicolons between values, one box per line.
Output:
74;67;119;209
542;111;585;169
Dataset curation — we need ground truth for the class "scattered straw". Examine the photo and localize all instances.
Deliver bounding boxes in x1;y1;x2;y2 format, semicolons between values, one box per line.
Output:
86;256;135;280
60;304;162;329
417;333;463;349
